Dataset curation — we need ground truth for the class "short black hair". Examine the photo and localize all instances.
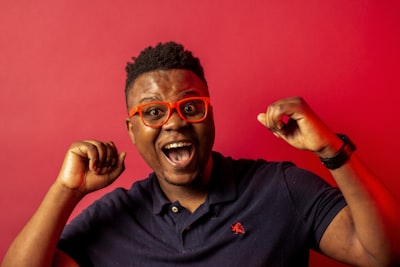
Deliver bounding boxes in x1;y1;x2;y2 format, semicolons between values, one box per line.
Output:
125;41;207;103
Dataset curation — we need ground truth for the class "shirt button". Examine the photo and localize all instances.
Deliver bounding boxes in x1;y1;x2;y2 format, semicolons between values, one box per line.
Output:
171;206;179;213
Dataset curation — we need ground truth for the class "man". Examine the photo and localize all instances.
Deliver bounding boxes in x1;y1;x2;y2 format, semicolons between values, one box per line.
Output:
2;42;400;266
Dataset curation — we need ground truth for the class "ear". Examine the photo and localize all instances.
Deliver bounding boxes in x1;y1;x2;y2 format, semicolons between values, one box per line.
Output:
126;118;136;145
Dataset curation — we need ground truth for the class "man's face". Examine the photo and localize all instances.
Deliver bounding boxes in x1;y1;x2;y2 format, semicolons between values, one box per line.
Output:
126;69;215;187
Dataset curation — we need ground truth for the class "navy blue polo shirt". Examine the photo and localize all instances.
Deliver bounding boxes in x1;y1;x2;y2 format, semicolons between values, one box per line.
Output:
58;152;346;267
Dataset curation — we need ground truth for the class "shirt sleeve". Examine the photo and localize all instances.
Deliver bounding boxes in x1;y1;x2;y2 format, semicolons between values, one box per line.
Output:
281;162;347;250
58;202;97;267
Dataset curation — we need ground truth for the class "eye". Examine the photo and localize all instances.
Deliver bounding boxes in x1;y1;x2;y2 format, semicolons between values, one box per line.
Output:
142;104;167;120
184;103;196;113
182;102;199;116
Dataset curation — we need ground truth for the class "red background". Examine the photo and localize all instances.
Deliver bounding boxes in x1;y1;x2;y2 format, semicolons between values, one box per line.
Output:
1;1;399;266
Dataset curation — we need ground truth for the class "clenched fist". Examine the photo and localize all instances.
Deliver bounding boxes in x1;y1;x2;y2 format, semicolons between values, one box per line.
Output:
57;140;126;196
257;97;342;157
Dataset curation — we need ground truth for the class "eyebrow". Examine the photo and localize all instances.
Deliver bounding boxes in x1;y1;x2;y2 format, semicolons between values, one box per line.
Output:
178;89;202;98
137;89;203;105
138;96;159;104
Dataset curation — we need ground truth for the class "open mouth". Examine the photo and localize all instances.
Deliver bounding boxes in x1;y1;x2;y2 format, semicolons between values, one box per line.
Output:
162;141;193;166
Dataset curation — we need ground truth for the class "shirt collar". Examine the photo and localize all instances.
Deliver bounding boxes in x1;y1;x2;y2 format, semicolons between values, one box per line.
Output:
151;151;237;215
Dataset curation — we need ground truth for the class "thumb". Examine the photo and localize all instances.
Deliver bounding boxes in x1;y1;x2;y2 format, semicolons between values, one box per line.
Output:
106;151;127;177
116;152;127;173
257;113;267;126
105;152;127;185
257;113;282;138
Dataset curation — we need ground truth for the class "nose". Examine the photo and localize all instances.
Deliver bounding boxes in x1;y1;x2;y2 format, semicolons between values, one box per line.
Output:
162;109;188;130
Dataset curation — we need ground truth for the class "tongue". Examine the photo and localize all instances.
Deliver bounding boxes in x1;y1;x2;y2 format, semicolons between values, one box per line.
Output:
167;148;191;163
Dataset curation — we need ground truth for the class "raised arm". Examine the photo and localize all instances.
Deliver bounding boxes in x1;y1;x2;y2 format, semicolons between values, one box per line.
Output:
1;141;126;267
257;97;400;267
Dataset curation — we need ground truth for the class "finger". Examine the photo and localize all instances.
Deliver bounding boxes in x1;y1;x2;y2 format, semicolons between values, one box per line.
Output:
100;142;118;173
100;151;126;182
257;105;280;130
101;142;119;173
256;112;279;136
106;141;118;167
266;103;284;133
257;113;267;126
83;141;111;173
73;141;100;172
112;151;127;176
100;151;127;186
94;141;108;172
91;141;121;174
267;98;304;133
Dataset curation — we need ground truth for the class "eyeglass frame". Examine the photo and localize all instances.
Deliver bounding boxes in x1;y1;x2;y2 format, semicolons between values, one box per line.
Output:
128;96;211;128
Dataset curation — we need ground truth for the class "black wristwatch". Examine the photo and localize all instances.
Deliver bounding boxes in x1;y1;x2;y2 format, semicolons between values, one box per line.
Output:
319;134;357;170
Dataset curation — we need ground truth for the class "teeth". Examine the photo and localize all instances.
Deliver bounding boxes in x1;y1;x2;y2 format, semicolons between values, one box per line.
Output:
164;142;192;150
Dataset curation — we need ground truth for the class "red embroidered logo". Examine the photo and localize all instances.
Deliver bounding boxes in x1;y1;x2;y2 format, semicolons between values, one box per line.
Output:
231;222;246;235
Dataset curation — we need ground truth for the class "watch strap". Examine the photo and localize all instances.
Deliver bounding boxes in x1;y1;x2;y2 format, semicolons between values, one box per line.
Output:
320;134;356;170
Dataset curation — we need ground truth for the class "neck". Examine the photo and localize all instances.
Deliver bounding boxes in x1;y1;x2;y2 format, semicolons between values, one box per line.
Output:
159;157;213;213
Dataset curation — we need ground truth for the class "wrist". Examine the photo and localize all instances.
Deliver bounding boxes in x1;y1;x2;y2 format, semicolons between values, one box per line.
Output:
52;180;85;203
319;134;357;170
316;135;344;158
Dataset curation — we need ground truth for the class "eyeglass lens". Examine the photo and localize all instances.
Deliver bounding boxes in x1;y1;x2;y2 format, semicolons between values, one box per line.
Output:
141;98;207;126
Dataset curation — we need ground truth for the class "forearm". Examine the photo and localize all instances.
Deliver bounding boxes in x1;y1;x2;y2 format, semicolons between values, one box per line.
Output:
258;97;400;264
330;154;400;264
1;182;83;267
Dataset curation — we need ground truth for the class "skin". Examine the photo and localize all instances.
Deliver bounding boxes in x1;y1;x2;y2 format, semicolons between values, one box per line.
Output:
257;97;400;266
2;75;399;266
1;141;126;267
125;69;215;211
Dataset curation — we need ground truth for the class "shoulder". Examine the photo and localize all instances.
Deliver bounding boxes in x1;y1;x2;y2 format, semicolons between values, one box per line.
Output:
212;151;296;178
212;151;304;199
94;175;154;210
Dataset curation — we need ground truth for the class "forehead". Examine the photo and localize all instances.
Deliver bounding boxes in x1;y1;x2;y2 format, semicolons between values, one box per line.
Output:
127;69;209;107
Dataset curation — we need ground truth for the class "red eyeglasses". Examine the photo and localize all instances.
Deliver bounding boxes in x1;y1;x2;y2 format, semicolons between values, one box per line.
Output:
128;96;211;128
